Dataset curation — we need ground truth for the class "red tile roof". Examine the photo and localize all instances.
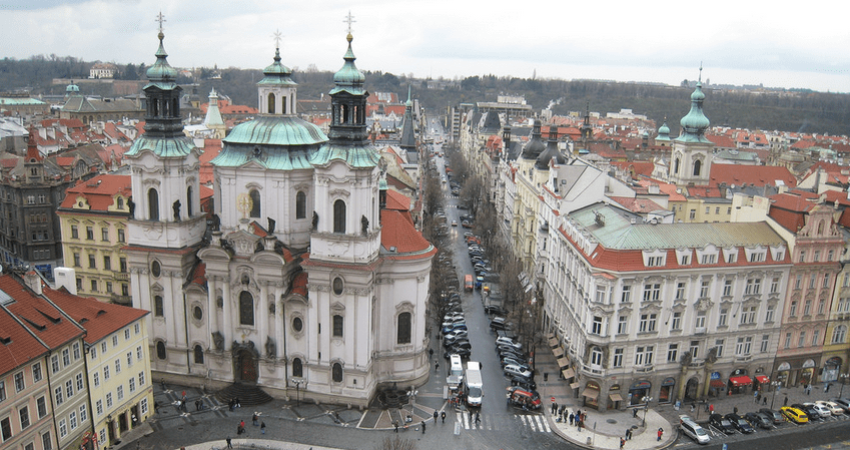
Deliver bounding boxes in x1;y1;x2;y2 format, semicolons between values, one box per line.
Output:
608;196;664;213
768;192;817;232
291;272;308;297
59;174;131;211
43;284;148;345
610;161;654;178
0;306;49;376
706;134;736;148
381;209;433;258
708;164;797;188
0;275;84;350
385;189;411;211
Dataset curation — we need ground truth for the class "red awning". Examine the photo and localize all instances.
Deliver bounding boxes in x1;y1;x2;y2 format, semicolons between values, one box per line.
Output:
755;375;770;384
710;379;725;388
729;376;753;386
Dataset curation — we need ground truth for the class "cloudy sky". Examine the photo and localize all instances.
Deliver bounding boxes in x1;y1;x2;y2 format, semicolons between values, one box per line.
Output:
2;0;849;93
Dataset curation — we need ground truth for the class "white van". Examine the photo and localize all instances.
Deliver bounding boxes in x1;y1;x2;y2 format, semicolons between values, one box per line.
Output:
446;354;464;390
680;419;710;445
465;361;483;407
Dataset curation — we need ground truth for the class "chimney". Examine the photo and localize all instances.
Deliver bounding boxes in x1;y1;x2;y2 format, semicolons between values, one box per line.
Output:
24;270;42;295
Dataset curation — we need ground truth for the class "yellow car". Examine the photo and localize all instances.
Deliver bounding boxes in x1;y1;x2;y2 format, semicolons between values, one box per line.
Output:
780;406;808;424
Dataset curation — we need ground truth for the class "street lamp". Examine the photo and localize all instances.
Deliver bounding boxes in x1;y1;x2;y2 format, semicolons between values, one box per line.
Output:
642;396;653;427
839;373;850;399
292;377;306;408
770;381;782;409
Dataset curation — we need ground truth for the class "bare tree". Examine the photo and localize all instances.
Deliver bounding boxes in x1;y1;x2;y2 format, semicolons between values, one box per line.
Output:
377;436;418;450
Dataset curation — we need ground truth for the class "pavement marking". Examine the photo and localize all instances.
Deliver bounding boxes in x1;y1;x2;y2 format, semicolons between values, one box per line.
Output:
537;415;551;432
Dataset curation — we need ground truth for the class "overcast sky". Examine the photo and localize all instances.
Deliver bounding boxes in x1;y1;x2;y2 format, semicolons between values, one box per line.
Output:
2;0;849;93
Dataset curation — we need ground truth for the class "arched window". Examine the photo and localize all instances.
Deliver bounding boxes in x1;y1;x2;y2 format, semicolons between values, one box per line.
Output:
292;358;303;378
693;159;702;177
173;98;179;117
154;295;164;317
117;197;124;209
148;188;159;221
397;312;412;344
332;362;343;383
333;200;346;234
267;93;275;114
833;325;847;344
674;158;680;175
249;189;261;218
340;104;348;124
817;221;824;235
156;341;166;360
194;345;204;364
239;291;254;326
186;186;193;218
591;347;603;366
282;96;287;115
332;314;343;337
296;191;306;219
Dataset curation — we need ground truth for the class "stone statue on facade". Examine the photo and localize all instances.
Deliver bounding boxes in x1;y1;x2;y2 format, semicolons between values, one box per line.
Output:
212;331;224;351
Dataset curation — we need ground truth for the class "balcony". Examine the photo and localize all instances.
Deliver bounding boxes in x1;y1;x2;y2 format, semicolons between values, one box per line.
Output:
111;294;132;306
114;271;129;281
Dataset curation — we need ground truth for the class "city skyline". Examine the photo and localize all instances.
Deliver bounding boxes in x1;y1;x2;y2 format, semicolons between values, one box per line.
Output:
1;1;848;93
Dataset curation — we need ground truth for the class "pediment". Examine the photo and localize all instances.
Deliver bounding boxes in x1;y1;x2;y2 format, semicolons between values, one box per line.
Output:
225;229;261;257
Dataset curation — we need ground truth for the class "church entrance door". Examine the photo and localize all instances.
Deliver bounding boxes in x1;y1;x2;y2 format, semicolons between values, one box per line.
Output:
239;351;258;382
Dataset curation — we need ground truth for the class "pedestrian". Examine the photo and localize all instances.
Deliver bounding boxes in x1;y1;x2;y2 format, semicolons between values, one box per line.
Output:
253;413;259;426
235;397;242;408
709;404;714;414
195;400;200;411
394;421;399;433
226;436;233;449
784;396;789;406
626;428;632;440
657;427;664;441
825;383;830;393
161;378;167;390
632;408;638;418
429;348;434;358
763;396;768;405
435;361;440;373
568;412;574;425
441;411;446;423
552;402;558;415
475;413;481;424
733;406;738;415
755;391;759;403
434;410;438;423
620;437;626;449
240;419;245;431
421;420;426;434
260;421;266;434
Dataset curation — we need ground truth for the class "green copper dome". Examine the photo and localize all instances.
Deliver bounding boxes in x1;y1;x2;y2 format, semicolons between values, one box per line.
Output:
258;47;297;86
66;83;79;93
658;122;670;135
330;34;366;96
145;32;179;82
223;116;328;147
677;82;711;143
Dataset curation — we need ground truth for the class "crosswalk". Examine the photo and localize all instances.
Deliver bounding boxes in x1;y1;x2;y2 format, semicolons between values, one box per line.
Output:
454;411;551;433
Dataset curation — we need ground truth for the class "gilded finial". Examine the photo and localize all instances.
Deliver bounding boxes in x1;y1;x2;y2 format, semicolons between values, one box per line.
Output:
155;11;166;38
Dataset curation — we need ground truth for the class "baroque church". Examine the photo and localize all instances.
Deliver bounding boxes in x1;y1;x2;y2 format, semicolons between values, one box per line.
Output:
125;23;435;406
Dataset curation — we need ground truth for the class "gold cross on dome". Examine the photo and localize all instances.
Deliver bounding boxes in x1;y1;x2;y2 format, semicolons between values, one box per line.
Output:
344;11;356;35
155;11;166;33
272;30;283;49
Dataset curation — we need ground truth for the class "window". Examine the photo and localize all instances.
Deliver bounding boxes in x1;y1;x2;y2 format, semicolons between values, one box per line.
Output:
154;295;164;317
296;191;307;219
761;335;770;353
72;342;80;360
86;226;94;240
770;277;780;294
194;345;204;364
239;291;254;326
671;311;682;330
58;419;67;438
735;336;752;355
705;207;710;215
14;371;24;392
120;257;127;272
833;325;847;344
135;323;140;335
292;317;303;332
635;346;654;366
96;400;104;417
19;405;30;429
71;225;79;239
156;342;166;360
186;186;193;218
62;348;70;366
723;279;733;296
798;331;806;347
617;316;627;334
139;371;146;387
65;379;73;398
689;209;696;220
43;431;52;450
675;282;685;300
54;386;63;406
101;341;107;354
93;372;99;387
141;398;149;415
643;283;661;302
799;251;806;263
700;280;710;298
332;363;343;383
680;254;690;265
113;359;121;375
795;274;802;290
701;254;716;264
118;229;125;243
129;377;136;393
37;396;47;418
690;340;700;359
829;249;835;261
69;411;77;430
646;256;663;267
333;199;346;233
718;308;728;327
612;348;624;368
103;365;110;381
148;188;159;220
667;344;679;362
740;306;756;324
75;373;83;391
790;300;798;317
333;315;344;337
112;336;118;347
106;282;112;293
126;351;132;367
106;392;113;408
749;252;765;262
591;316;602;335
812;329;820;346
726;252;737;263
824;273;831;289
590;347;603;366
117;385;124;401
137;346;143;361
765;304;775;323
803;299;812;316
621;285;631;303
745;278;761;295
103;255;111;271
0;417;10;442
292;358;303;377
695;311;706;330
784;332;792;349
101;227;109;241
249;189;261;218
397;312;411;344
90;279;98;292
639;314;657;333
73;253;81;267
51;355;59;373
332;277;343;295
79;404;87;423
810;274;817;289
595;285;607;303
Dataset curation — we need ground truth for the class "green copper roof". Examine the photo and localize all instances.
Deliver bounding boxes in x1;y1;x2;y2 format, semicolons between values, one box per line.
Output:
66;83;79;93
258;47;297;86
223;116;328;146
331;34;366;96
677;82;711;144
0;97;46;106
145;32;179;88
657;121;670;140
210;146;317;170
125;134;196;158
309;142;380;169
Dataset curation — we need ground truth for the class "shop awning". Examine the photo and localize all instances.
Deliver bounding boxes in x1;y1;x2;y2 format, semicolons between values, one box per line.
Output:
710;379;726;388
581;388;600;400
553;348;564;358
755;375;770;384
549;337;559;348
570;382;581;389
609;393;624;402
729;375;753;386
562;368;575;379
557;357;570;368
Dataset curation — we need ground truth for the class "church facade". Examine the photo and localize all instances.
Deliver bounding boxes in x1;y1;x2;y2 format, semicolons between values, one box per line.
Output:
126;26;434;406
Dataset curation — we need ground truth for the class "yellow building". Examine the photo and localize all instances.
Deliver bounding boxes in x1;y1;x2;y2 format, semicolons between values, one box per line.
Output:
57;174;132;304
45;283;152;449
823;264;850;389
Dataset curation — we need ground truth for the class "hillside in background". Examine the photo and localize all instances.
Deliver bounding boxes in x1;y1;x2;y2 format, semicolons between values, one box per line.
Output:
2;56;849;136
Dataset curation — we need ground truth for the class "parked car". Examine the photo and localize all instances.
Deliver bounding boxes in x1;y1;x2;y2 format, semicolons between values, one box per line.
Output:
495;336;520;348
506;386;542;410
680;418;710;445
504;364;533;379
500;357;528;369
743;412;773;429
708;414;736;434
447;340;471;351
498;349;526;361
451;220;457;227
484;305;507;316
781;406;808;424
804;402;831;418
509;375;537;391
829;398;850;413
496;330;519;341
793;403;820;420
759;408;784;424
496;341;522;351
443;329;468;340
442;323;467;334
724;413;755;434
490;317;509;331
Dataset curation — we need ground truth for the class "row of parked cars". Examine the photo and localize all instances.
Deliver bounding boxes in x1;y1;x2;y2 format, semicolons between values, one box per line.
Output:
441;289;471;359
